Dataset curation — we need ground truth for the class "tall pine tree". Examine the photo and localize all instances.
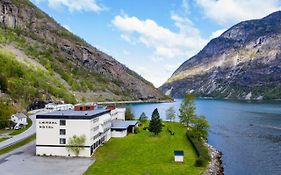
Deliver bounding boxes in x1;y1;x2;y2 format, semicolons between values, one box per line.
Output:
148;108;162;135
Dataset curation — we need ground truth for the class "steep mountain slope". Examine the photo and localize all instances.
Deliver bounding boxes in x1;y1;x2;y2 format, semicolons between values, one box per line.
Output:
0;0;166;105
160;11;281;100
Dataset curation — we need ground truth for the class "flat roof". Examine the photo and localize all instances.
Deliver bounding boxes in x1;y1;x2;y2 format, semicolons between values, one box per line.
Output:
36;109;110;120
111;120;138;130
174;150;184;156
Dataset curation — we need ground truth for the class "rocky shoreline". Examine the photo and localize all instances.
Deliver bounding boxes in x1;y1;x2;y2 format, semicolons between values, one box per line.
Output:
204;144;224;175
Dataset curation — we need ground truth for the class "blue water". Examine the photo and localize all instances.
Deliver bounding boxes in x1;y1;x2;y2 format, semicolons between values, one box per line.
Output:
127;99;281;175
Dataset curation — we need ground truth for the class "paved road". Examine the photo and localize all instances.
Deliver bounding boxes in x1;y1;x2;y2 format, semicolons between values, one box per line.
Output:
0;141;94;175
0;114;36;150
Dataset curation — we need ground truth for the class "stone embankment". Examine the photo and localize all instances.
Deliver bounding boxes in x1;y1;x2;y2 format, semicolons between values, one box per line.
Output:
204;144;224;175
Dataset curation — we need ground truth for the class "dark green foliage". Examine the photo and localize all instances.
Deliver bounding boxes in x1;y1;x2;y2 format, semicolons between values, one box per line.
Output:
0;101;15;129
148;108;162;135
186;131;210;167
179;94;196;127
125;107;135;120
134;127;140;134
139;112;148;123
0;49;76;105
191;115;209;140
0;74;8;93
178;93;210;167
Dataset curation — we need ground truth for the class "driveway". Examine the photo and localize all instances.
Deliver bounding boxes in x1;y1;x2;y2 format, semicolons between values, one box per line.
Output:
0;141;94;175
0;114;36;150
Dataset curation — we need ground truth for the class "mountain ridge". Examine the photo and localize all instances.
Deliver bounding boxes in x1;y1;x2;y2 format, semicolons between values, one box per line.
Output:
0;0;167;105
160;11;281;100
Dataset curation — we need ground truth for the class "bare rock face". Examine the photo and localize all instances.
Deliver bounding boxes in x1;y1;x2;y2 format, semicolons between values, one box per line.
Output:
0;0;166;101
160;11;281;100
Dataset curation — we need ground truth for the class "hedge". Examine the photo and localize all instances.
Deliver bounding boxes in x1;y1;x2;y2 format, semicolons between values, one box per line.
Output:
186;131;210;167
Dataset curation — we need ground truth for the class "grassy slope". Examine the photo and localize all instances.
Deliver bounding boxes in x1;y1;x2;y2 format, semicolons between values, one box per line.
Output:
85;122;205;175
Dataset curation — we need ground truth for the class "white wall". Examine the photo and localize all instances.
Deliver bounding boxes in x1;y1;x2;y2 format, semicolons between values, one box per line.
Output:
111;130;127;138
111;108;126;120
36;147;90;157
36;112;112;157
174;156;184;162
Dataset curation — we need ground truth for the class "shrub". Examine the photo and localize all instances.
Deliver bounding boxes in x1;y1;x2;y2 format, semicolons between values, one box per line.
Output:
186;131;210;167
194;158;205;167
134;127;140;134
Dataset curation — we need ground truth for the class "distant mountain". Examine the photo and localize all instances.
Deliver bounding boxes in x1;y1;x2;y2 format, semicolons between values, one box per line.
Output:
0;0;167;106
160;11;281;100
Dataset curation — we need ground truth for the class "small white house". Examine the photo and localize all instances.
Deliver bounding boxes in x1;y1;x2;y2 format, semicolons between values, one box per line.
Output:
11;113;28;129
174;150;184;162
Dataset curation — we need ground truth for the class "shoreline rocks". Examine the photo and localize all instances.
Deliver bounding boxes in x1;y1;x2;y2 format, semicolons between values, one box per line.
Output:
204;143;224;175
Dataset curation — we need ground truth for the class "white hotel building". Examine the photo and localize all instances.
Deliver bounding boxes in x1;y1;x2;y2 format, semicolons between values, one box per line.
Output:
36;105;137;157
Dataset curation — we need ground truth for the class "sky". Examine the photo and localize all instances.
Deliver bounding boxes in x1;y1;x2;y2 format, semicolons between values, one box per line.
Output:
31;0;281;87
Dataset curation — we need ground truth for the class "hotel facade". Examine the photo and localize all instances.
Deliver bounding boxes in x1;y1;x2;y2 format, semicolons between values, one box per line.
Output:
36;105;135;157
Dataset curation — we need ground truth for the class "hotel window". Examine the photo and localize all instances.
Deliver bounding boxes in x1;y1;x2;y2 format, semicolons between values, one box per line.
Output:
60;138;66;144
60;120;66;126
60;129;66;135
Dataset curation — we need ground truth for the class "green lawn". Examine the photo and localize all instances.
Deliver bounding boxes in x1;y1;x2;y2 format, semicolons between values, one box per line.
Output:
85;122;206;175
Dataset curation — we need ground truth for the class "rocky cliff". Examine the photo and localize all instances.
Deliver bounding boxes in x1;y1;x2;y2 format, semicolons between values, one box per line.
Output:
160;11;281;100
0;0;166;103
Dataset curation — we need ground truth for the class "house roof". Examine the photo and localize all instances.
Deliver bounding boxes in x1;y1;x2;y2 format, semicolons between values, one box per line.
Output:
12;113;27;119
174;150;184;156
111;120;138;130
36;109;110;120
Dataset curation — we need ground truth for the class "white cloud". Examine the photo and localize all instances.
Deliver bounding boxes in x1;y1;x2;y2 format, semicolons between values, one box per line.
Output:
195;0;281;25
112;14;207;60
35;0;105;12
210;28;227;39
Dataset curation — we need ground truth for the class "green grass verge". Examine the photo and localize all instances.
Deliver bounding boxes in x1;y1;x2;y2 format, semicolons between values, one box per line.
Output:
10;118;32;136
0;134;36;155
186;131;210;167
0;137;9;142
85;122;206;175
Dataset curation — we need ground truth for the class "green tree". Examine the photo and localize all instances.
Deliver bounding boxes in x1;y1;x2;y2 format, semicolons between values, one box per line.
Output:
179;94;196;127
139;112;148;123
125;107;134;120
166;107;176;122
191;115;209;140
66;135;86;156
148;108;162;135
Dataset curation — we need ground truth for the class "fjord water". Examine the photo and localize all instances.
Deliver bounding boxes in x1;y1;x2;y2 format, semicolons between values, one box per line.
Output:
128;99;281;175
